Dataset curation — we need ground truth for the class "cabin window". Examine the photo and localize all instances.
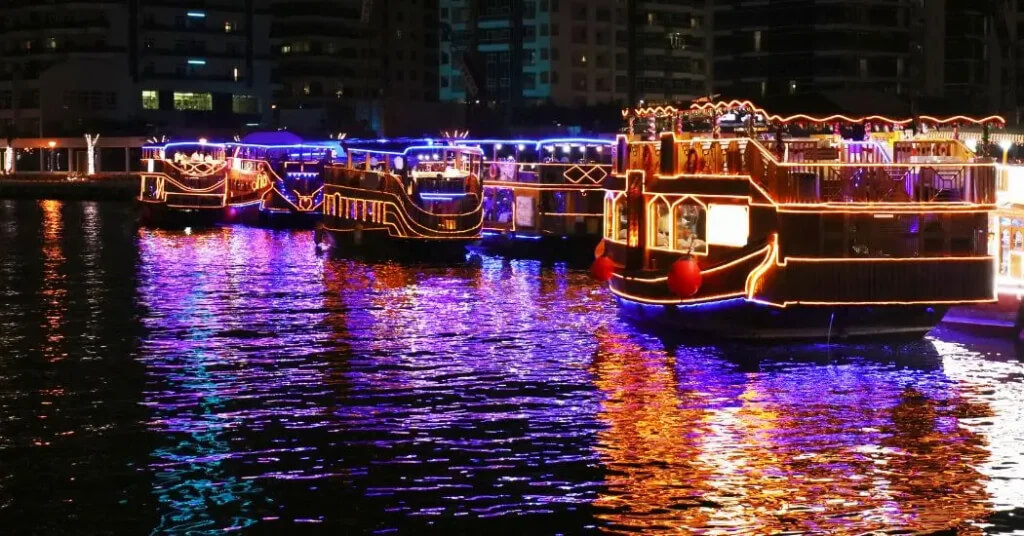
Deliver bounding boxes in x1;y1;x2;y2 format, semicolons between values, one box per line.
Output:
615;197;627;241
650;199;670;248
604;197;614;238
673;203;707;254
706;204;749;248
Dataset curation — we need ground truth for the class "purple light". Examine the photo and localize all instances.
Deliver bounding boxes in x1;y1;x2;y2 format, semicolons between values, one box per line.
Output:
457;138;614;150
144;141;228;150
419;193;469;201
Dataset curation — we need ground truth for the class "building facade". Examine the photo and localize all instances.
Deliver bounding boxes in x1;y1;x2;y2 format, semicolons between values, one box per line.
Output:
136;1;272;133
271;0;443;136
0;0;271;138
439;0;711;112
915;0;1016;118
713;0;916;99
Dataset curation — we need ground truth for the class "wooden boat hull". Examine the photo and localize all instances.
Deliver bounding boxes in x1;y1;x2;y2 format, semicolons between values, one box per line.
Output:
617;297;948;341
137;200;261;228
474;232;601;264
322;227;472;261
257;208;321;229
943;294;1022;337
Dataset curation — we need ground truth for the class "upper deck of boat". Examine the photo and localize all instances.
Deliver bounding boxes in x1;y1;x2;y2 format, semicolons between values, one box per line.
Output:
614;99;1004;209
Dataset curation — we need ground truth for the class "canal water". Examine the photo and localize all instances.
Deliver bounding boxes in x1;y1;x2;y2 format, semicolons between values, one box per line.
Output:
1;200;1022;535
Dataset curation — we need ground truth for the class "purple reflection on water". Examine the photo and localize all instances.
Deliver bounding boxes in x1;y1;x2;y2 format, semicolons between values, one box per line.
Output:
0;204;1013;534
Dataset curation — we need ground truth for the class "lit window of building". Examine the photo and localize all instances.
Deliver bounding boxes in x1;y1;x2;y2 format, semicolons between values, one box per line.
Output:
173;92;213;111
141;90;159;110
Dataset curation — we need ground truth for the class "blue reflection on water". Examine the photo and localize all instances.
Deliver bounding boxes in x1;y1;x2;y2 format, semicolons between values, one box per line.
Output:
1;202;1021;535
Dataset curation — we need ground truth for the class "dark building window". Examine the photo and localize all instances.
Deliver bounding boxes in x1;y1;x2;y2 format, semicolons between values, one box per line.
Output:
523;72;536;89
232;95;259;114
571;26;587;44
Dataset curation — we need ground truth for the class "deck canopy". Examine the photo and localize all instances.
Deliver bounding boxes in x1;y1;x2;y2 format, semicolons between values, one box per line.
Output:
625;91;1005;137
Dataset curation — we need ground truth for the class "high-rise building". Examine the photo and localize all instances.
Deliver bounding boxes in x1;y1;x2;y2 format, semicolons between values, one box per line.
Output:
271;0;442;136
439;0;711;116
712;0;916;99
0;0;272;138
629;0;712;105
136;1;272;133
914;0;1016;118
0;1;130;137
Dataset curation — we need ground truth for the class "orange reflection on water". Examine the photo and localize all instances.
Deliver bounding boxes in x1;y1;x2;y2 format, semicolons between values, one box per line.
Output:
590;330;994;535
590;329;717;533
39;200;66;358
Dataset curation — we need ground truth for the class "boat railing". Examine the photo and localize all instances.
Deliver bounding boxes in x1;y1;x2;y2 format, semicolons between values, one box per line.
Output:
892;140;972;163
417;174;472;195
481;159;612;186
325;166;483;233
140;156;228;193
623;135;996;205
759;139;893;164
223;166;271;206
743;138;997;205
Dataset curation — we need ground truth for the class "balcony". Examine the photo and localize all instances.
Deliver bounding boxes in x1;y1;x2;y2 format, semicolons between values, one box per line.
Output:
140;1;249;13
142;48;246;60
0;18;110;33
141;22;250;36
0;46;125;58
140;72;244;83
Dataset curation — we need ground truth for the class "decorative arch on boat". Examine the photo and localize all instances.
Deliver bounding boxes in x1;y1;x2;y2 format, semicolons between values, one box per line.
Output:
647;195;672;249
604;194;615;239
609;192;628;242
669;196;709;255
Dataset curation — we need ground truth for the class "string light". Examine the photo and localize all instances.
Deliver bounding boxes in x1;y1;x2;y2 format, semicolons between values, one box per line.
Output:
626;99;1006;127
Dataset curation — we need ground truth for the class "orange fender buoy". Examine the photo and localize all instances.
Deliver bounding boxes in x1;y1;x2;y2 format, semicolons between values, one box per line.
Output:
591;255;615;282
667;257;701;297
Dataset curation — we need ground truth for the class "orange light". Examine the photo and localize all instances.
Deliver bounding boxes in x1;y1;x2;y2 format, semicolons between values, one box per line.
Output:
47;141;56;149
483;182;603;191
634;99;1008;126
321;188;483;239
781;255;995;264
608;286;746;305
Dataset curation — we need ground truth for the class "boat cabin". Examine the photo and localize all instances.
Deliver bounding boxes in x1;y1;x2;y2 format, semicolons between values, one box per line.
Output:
140;141;229;208
456;138;613;243
321;144;485;243
600;98;1001;337
229;143;339;213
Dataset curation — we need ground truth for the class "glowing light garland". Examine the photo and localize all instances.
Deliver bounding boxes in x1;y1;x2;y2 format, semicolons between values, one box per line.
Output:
604;128;999;312
624;99;1007;126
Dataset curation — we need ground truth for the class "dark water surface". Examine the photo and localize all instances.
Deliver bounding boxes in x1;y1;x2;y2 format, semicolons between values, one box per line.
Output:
1;200;1023;535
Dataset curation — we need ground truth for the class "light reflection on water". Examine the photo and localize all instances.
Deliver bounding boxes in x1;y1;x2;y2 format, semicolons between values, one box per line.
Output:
0;200;1022;534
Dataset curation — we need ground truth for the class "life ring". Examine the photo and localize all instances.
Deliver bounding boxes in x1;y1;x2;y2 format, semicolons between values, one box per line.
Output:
487;162;499;180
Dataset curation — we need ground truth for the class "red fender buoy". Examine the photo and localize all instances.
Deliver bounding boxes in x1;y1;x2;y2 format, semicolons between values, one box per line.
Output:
667;257;702;297
591;255;615;282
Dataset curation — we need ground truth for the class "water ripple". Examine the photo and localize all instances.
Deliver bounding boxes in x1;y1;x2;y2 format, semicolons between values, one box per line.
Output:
0;201;1021;535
